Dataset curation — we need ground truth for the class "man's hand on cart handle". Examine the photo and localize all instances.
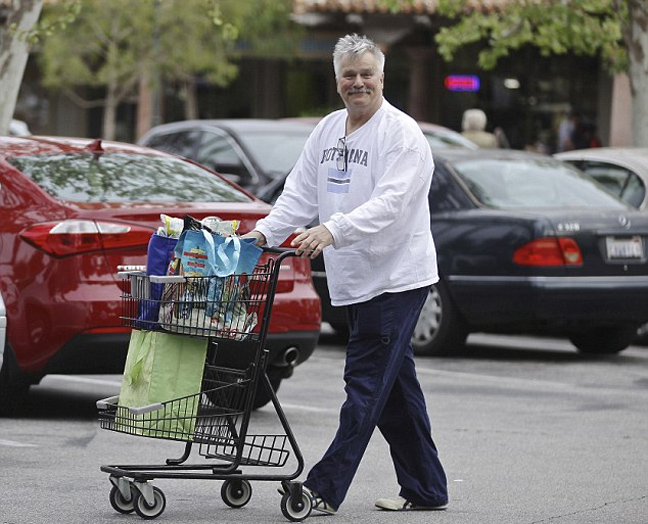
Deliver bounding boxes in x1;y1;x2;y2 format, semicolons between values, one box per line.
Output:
291;225;333;259
243;226;333;259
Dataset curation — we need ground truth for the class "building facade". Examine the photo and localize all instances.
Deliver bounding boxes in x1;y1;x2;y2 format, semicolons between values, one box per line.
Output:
15;0;631;151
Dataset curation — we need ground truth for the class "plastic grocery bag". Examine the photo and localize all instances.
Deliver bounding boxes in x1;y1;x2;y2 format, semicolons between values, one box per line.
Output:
117;329;208;439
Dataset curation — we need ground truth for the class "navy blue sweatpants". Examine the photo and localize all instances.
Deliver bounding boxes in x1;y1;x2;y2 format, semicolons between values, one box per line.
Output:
303;286;448;510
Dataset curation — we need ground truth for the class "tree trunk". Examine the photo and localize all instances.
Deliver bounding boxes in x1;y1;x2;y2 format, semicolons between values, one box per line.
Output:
137;72;154;140
0;0;43;134
627;1;648;147
183;78;198;120
629;63;648;147
102;90;118;140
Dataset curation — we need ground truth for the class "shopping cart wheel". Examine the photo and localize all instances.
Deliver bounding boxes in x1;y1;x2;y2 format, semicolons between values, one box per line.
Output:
221;479;253;508
109;485;135;514
280;490;312;522
133;485;166;519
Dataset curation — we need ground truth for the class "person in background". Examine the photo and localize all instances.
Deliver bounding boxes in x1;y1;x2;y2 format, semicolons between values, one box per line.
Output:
243;33;449;515
557;111;576;152
461;108;498;148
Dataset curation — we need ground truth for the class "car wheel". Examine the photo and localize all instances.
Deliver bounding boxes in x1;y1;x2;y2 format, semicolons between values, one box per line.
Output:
0;344;30;416
569;326;638;354
411;282;468;357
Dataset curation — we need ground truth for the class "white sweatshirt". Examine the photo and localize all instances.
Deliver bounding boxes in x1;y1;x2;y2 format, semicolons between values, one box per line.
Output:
254;99;439;306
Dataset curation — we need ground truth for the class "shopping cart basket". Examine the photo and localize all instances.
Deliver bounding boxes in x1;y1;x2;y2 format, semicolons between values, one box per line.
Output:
97;248;315;521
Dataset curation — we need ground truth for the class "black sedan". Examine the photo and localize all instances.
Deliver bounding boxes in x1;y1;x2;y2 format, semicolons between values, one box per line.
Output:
318;149;648;356
138;119;314;195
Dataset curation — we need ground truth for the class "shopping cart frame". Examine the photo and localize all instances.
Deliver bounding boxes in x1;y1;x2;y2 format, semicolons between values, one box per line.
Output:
98;248;314;521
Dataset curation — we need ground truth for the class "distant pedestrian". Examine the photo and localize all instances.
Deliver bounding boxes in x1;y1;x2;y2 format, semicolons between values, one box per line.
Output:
557;111;576;152
461;108;498;148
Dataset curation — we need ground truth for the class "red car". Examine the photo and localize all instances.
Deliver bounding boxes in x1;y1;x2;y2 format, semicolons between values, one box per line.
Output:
0;136;321;415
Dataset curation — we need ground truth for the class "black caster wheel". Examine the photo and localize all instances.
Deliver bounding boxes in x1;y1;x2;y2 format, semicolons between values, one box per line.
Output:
109;484;135;514
221;479;253;508
133;485;166;519
281;490;312;522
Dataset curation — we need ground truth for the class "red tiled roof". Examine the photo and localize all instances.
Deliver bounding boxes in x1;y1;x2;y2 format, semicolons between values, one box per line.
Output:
292;0;511;15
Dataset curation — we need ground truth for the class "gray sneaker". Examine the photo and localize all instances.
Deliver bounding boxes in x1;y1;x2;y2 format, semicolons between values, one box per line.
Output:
375;496;448;511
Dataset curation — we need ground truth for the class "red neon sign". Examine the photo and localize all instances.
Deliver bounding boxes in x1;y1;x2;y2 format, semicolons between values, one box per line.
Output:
445;75;480;92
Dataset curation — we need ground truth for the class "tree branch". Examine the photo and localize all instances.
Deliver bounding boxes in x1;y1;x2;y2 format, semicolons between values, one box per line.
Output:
63;87;106;108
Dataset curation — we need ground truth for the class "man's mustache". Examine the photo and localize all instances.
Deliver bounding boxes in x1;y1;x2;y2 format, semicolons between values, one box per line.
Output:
348;88;372;95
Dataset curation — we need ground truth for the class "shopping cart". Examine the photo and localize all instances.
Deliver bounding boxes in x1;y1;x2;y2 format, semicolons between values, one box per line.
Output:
97;248;315;522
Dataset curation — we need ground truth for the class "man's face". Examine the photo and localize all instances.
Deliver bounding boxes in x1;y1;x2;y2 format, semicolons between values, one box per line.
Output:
336;52;384;113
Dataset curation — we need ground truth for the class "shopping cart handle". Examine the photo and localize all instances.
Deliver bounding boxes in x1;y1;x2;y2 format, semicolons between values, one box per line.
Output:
262;246;298;255
96;395;119;409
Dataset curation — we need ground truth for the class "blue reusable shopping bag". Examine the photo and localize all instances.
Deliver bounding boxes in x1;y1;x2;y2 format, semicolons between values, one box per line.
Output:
170;227;262;278
136;233;178;329
214;235;263;276
206;235;263;318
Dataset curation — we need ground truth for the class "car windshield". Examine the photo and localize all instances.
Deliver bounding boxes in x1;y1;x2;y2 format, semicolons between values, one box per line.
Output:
451;157;627;209
235;130;311;177
8;153;250;203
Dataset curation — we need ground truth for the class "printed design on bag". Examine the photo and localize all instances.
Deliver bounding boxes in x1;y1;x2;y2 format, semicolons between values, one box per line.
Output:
182;245;209;273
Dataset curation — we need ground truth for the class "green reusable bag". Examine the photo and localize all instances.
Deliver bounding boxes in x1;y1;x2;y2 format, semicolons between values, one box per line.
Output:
118;329;208;439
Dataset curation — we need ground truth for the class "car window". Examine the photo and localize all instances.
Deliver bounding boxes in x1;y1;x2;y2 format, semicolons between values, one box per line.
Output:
235;130;311;178
7;153;250;203
451;157;627;209
196;130;253;186
621;172;645;208
576;160;645;209
429;166;473;212
143;130;200;158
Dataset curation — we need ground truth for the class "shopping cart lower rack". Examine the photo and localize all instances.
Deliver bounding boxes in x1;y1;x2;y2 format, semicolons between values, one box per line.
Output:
97;249;315;522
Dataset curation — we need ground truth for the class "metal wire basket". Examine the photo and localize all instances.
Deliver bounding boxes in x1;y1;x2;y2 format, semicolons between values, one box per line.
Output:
119;259;275;340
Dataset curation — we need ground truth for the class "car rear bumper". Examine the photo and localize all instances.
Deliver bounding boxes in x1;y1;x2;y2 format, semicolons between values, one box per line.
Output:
448;275;648;326
40;329;320;379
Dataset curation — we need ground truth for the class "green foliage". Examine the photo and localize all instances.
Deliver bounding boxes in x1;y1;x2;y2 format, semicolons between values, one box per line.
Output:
37;0;300;94
435;0;629;73
10;0;81;46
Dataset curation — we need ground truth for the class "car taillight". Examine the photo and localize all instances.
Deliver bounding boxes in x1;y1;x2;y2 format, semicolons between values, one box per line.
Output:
513;237;583;266
20;219;153;257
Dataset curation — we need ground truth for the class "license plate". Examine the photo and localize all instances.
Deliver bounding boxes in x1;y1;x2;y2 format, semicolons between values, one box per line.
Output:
605;236;644;260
